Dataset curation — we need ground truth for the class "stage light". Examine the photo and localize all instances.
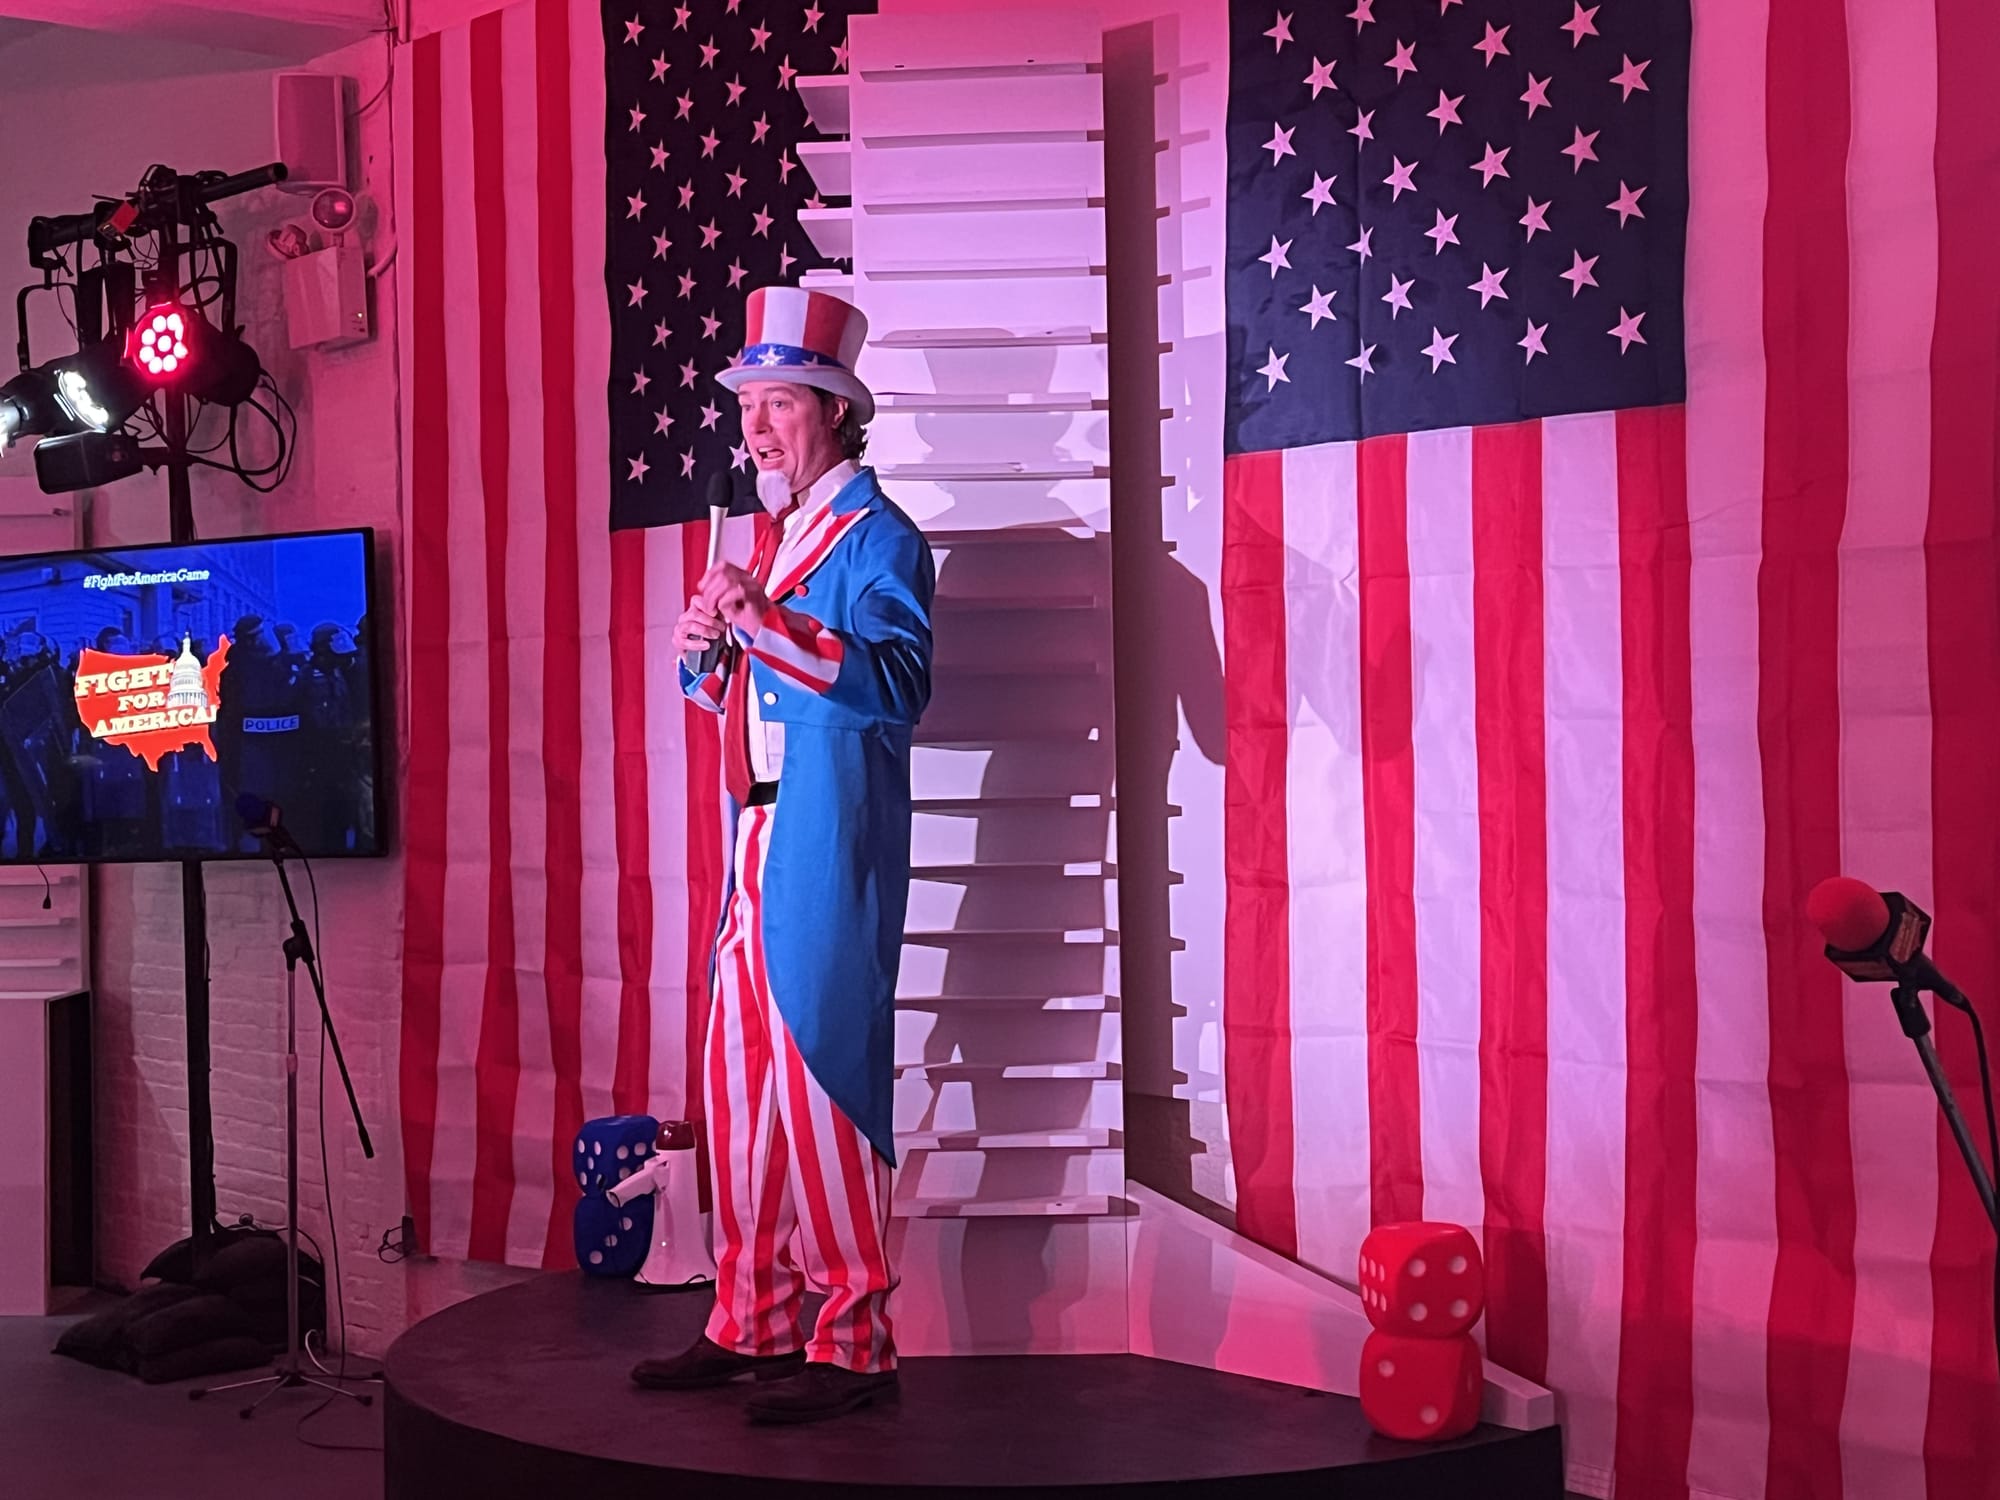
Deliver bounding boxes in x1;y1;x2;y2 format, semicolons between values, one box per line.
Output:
0;368;65;452
50;343;150;431
125;301;262;407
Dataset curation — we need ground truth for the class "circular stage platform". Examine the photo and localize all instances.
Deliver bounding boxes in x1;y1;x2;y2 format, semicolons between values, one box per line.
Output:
384;1274;1564;1498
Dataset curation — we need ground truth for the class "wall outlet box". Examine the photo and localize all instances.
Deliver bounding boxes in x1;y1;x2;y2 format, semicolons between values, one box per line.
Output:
283;243;370;350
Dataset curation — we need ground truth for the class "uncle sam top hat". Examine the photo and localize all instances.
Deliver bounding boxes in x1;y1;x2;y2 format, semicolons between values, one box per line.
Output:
716;285;874;426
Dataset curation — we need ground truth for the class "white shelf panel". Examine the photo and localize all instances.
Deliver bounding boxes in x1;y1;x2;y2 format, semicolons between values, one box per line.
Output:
912;859;1109;876
867;261;1099;282
896;1060;1120;1080
866;191;1098;213
902;926;1109;943
855;274;1106;341
892;1195;1123;1220
894;993;1117;1012
882;461;1102;482
797;74;850;135
876;392;1102;413
914;795;1108;812
850;10;1103;71
874;328;1101;350
900;1129;1115;1151
853;140;1103;203
798;206;852;261
858;207;1102;269
850;70;1102;137
798;140;851;197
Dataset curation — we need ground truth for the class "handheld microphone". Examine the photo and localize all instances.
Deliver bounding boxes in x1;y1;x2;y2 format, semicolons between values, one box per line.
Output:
1807;876;1968;1009
704;470;729;570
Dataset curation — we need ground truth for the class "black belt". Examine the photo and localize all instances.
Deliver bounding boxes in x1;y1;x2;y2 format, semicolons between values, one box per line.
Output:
745;781;778;807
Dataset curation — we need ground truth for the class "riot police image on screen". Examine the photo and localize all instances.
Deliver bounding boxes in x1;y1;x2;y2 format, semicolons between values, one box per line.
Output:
159;634;230;856
214;614;305;851
289;620;369;854
79;627;157;860
0;629;78;859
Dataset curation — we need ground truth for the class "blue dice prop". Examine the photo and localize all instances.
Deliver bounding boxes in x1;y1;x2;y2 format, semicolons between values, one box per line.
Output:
572;1113;658;1278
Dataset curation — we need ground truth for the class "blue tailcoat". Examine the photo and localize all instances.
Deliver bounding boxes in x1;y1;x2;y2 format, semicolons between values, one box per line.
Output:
679;467;934;1164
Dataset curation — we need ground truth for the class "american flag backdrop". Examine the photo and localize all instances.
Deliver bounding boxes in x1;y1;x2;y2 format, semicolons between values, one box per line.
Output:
1220;2;1999;1498
395;0;865;1273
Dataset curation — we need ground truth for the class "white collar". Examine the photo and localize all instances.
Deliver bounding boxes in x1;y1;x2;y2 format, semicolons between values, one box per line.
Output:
791;459;859;523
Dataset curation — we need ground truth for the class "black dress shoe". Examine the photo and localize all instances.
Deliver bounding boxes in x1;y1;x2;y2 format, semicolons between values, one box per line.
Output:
745;1363;899;1424
631;1335;805;1390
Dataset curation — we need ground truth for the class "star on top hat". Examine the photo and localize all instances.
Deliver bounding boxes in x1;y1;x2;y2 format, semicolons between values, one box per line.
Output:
716;285;874;425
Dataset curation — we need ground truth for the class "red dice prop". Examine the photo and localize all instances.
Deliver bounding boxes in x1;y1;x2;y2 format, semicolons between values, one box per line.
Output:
1357;1221;1484;1338
1359;1329;1482;1441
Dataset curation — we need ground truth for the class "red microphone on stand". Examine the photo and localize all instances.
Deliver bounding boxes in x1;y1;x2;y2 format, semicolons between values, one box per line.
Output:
1807;876;1997;1233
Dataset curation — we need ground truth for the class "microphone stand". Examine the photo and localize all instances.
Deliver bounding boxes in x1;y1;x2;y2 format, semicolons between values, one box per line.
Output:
1888;984;2000;1232
192;828;374;1416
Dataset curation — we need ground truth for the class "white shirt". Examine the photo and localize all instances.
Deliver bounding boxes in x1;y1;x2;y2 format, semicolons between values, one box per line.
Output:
745;460;858;781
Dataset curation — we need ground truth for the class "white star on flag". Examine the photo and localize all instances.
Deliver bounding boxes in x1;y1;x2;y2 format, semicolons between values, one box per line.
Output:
1562;2;1600;48
628;453;650;482
1611;55;1652;100
699;311;722;339
699;219;722;249
803;3;823;31
628;103;646;131
1387;39;1417;82
1263;123;1297;165
1522;74;1552;116
679;359;699;388
680;449;697;478
757;348;784;366
1264;10;1293;51
627;278;650;307
1609;307;1647;351
671;2;689;26
752;206;774;237
1423;327;1459;372
1384;156;1418;200
731;443;751;470
1348;225;1374;261
725;76;746;107
1468;263;1510;308
1471;143;1511;187
1350;108;1376;143
1257;346;1291;390
1349;0;1374;28
649;142;668;170
698;36;719;67
699;128;720;158
1520;320;1550;363
1299;285;1337;328
633;368;653;395
1383;274;1414;317
626;192;647;220
1608;181;1648;227
677;270;696;299
1428;91;1464;133
652;230;673;260
1347;343;1377;378
1302;172;1339;214
727;260;748;289
1259;236;1293;277
1521;198;1552;239
1305;58;1337;98
652;319;670;346
623;15;644;45
1562;126;1601;173
650;53;669;82
1425;208;1461;254
1474;23;1509;66
700;402;722;430
654;406;675;435
1561;250;1601;296
750;23;771;51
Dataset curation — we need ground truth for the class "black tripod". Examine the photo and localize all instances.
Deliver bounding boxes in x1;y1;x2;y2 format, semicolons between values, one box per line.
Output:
192;829;374;1417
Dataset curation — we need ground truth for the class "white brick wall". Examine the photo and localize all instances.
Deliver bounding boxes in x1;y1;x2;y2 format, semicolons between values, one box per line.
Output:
58;30;534;1353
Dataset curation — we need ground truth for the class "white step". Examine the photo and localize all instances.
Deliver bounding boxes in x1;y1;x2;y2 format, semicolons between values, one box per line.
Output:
903;925;1108;943
894;993;1117;1011
798;205;852;260
896;1060;1119;1080
892;1195;1123;1219
798;140;850;196
899;1128;1114;1151
797;74;850;135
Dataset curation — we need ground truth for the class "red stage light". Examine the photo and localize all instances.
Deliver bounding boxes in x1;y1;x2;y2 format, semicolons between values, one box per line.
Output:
132;307;193;381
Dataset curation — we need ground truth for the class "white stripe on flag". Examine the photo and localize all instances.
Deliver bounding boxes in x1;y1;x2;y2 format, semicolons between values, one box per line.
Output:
500;0;556;1266
429;18;487;1264
1403;426;1485;1244
1539;410;1628;1486
1683;0;1777;1491
647;523;693;1119
572;0;620;1126
1281;438;1372;1281
1836;0;1940;1491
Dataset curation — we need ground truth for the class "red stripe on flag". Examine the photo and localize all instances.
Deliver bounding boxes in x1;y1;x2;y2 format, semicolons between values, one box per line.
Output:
1759;3;1856;1491
1220;449;1296;1256
1358;433;1423;1227
398;31;450;1254
1613;403;1698;1500
1925;0;2000;1490
1471;420;1549;1384
535;0;585;1271
610;527;654;1115
685;522;721;1214
465;13;521;1264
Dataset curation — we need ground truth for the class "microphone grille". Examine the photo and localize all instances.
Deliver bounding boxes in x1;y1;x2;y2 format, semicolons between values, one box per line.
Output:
1807;876;1889;952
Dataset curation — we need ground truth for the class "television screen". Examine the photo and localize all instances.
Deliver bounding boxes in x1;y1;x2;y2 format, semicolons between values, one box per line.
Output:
0;528;383;862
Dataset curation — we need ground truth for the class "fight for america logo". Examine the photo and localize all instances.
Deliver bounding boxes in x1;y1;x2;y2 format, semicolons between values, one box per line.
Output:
71;635;232;771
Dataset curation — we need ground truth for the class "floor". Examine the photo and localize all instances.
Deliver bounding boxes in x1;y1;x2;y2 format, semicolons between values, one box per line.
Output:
4;1298;383;1500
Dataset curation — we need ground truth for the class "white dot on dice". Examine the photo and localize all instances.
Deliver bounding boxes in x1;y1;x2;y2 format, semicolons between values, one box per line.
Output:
589;1250;603;1264
1410;1303;1429;1322
1409;1257;1427;1277
1420;1405;1439;1425
617;1144;630;1160
621;1217;634;1231
1449;1255;1467;1274
1377;1359;1395;1377
592;1142;603;1155
606;1234;617;1247
1451;1298;1469;1318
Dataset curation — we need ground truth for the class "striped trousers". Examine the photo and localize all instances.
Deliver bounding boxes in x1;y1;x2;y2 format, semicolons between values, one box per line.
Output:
703;801;898;1373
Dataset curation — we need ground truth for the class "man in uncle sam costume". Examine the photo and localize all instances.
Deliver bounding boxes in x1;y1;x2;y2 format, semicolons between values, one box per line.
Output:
632;285;935;1425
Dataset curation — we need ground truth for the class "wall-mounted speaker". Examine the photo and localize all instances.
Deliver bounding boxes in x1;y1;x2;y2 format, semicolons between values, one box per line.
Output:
273;72;351;195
